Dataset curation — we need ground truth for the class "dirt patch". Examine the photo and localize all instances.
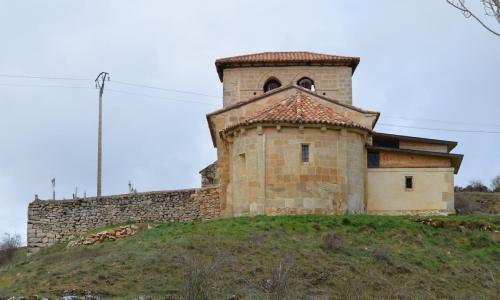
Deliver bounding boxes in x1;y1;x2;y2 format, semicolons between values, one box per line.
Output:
53;288;113;298
67;225;138;248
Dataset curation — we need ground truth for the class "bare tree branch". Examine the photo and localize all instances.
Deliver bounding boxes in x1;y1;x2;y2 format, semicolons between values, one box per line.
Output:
481;0;500;23
446;0;500;36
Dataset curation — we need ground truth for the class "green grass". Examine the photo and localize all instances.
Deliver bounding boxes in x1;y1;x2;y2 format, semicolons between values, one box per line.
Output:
1;215;499;299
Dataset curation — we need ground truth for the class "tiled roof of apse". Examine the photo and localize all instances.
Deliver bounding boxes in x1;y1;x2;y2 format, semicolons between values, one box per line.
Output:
223;91;370;133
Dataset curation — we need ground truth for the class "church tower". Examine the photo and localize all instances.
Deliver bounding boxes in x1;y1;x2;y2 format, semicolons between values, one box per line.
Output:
215;52;359;107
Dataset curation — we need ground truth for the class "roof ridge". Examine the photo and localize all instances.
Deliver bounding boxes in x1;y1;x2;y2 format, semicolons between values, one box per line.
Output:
215;51;360;81
207;84;379;118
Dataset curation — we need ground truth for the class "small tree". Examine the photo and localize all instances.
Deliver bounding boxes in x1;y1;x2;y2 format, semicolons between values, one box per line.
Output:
491;175;500;192
463;180;489;192
446;0;500;36
0;233;21;266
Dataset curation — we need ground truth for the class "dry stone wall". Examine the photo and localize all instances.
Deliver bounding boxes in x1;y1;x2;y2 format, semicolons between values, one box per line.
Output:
27;186;219;255
200;161;218;187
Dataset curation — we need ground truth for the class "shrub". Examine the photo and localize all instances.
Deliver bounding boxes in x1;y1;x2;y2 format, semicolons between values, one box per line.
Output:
341;218;352;225
260;260;294;300
320;232;344;253
491;175;500;192
462;180;489;192
181;256;217;300
0;233;21;266
469;235;493;249
338;275;364;300
454;195;481;215
372;247;393;266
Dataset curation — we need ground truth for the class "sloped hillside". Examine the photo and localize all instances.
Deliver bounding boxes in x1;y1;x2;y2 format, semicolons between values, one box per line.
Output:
1;215;499;299
455;192;500;215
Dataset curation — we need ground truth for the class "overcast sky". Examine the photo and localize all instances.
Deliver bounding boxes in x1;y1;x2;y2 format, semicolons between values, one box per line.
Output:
1;1;499;242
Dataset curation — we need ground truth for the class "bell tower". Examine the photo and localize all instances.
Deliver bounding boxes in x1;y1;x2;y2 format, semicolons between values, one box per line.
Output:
215;51;360;107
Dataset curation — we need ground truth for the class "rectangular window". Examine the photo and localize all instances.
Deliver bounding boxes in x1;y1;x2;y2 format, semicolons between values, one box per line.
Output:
367;151;380;168
238;153;246;176
301;144;309;162
405;176;413;190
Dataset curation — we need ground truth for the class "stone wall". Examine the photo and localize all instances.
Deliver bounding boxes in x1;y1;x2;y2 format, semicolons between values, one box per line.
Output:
223;125;368;217
209;89;377;218
27;186;220;255
222;66;353;106
199;161;218;187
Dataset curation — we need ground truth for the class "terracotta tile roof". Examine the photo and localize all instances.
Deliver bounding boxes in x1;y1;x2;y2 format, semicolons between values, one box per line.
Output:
223;91;370;133
207;84;379;117
215;51;360;81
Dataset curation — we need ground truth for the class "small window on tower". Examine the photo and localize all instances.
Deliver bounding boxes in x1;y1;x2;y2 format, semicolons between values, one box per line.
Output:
238;153;247;176
263;78;282;92
301;144;309;162
405;176;413;190
297;77;314;90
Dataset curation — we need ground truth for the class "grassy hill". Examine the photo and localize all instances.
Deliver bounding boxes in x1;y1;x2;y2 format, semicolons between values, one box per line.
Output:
1;215;499;299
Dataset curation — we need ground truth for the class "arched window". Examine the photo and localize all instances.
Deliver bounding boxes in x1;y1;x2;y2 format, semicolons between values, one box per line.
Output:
263;78;282;92
297;77;314;90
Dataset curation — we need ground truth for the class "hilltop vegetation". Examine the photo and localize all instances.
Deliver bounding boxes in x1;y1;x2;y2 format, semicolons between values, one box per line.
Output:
455;191;500;215
1;215;499;299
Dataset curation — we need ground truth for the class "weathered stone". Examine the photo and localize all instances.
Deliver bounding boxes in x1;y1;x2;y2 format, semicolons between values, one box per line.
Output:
27;187;220;255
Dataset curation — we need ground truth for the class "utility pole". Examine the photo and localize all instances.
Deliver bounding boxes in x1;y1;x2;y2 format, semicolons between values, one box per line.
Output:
95;72;110;197
51;178;56;200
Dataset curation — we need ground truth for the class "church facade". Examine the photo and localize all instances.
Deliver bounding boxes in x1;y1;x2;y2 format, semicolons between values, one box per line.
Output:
204;52;463;216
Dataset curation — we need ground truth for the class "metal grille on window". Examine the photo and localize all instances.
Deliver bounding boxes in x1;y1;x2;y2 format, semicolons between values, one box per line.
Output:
263;79;282;92
405;176;413;189
297;77;314;90
301;144;309;162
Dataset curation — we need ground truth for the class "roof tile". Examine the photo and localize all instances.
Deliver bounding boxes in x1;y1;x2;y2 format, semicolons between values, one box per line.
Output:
223;91;370;133
215;51;359;81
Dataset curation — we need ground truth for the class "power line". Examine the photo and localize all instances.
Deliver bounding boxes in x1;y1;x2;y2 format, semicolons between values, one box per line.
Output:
106;88;217;106
0;83;92;89
2;74;499;132
110;80;218;98
0;74;90;81
0;73;220;98
382;115;500;128
0;82;217;106
378;123;500;134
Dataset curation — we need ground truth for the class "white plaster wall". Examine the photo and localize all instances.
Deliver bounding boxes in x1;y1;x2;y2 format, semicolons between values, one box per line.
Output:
367;168;455;215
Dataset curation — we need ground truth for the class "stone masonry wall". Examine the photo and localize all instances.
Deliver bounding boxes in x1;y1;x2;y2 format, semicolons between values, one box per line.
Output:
200;161;219;187
27;186;219;255
222;66;353;106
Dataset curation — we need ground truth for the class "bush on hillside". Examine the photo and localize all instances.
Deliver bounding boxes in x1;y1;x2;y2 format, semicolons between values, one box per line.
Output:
372;247;393;266
320;232;344;253
260;259;294;300
181;256;217;300
491;175;500;193
454;195;482;215
461;180;490;192
0;233;21;266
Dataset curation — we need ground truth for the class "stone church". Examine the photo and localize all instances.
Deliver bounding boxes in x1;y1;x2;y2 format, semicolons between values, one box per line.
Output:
26;51;465;254
202;51;463;216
